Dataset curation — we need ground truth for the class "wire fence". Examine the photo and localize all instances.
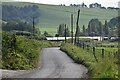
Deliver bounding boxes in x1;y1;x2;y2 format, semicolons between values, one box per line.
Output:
76;42;118;63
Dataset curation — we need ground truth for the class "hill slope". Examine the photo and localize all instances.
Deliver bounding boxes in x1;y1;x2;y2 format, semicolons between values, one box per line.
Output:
2;2;118;35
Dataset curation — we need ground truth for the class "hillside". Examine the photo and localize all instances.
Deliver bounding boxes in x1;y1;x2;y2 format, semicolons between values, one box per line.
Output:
2;2;118;35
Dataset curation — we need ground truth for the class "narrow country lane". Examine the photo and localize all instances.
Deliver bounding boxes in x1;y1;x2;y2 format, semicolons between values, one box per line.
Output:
2;47;88;78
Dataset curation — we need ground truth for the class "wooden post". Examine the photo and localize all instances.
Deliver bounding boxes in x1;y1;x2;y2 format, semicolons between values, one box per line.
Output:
102;48;104;58
65;24;67;43
93;47;98;62
93;47;95;53
83;43;84;49
87;45;89;51
33;16;35;35
71;14;74;44
74;9;80;45
55;34;59;43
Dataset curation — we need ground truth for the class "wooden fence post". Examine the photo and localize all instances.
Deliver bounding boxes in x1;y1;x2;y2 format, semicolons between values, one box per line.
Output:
93;47;98;63
83;43;84;49
87;45;89;51
102;48;104;58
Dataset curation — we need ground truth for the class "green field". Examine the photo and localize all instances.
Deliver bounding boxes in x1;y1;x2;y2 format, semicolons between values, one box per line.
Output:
2;2;118;35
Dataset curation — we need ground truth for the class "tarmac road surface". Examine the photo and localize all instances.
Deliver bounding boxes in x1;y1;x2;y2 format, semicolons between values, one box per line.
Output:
2;47;88;78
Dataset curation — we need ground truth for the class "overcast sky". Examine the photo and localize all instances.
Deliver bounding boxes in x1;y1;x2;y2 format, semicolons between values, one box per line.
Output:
1;0;120;7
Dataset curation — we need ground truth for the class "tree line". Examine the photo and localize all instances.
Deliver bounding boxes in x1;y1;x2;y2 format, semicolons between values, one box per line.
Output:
57;16;119;38
56;24;70;37
59;3;119;10
2;5;40;24
2;21;41;36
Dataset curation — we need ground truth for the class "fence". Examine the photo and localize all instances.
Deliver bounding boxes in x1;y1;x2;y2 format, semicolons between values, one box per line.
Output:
76;42;118;63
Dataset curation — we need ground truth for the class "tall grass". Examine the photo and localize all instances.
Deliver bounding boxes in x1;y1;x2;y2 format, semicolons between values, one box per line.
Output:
2;31;58;70
60;43;118;79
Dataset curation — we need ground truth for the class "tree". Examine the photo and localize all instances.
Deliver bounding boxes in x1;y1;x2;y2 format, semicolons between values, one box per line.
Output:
2;21;33;33
2;5;40;24
35;28;41;35
58;24;65;37
44;31;49;37
91;22;98;36
66;27;70;37
103;20;109;37
44;31;52;37
98;22;102;36
88;23;91;36
87;19;103;36
82;25;86;36
55;34;59;37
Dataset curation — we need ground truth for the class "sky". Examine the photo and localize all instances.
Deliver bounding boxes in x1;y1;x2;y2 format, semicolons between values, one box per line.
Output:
1;0;120;7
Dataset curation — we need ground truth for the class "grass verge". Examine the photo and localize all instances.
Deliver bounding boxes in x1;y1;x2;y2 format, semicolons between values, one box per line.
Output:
2;31;58;70
60;43;118;79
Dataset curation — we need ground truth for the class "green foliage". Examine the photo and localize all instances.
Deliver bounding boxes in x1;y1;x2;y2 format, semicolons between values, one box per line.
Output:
2;20;42;37
2;21;33;33
86;17;119;37
57;24;70;37
58;24;65;37
82;25;86;36
60;43;118;78
43;31;53;37
2;31;58;70
2;5;40;24
79;38;93;42
35;28;41;35
108;16;120;28
103;20;109;37
65;27;70;37
29;35;46;40
15;31;33;36
2;2;118;35
87;19;103;36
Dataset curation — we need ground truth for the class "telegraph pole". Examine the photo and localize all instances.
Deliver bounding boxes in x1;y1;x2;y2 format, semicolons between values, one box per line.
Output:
75;9;80;44
71;14;74;44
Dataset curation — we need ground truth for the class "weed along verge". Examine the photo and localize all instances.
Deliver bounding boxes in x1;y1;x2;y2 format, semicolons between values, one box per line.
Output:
2;31;58;70
60;43;118;79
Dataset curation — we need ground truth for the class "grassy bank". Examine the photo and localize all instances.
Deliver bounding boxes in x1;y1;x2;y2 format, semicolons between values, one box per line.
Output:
2;31;58;70
60;43;118;79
